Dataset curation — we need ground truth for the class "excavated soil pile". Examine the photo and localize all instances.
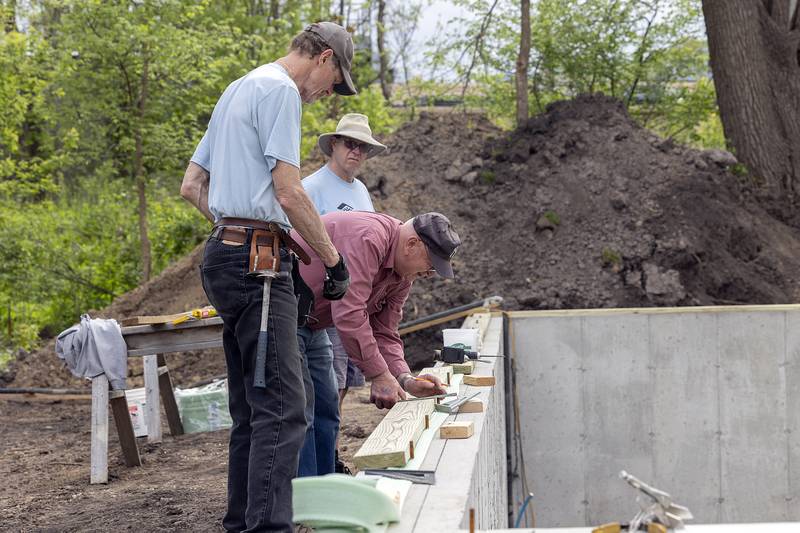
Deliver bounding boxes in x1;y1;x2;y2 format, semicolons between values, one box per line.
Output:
9;94;800;387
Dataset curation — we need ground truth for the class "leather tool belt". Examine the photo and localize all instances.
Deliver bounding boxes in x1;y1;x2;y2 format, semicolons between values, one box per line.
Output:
213;217;312;270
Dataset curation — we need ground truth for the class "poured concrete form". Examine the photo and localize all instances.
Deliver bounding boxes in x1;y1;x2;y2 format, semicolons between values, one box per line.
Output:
391;314;508;531
508;305;800;527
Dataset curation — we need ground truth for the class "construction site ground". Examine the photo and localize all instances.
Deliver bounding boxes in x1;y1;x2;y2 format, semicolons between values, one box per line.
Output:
3;95;800;529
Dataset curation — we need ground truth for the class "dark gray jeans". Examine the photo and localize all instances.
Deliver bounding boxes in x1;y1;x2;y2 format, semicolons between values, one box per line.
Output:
201;234;306;533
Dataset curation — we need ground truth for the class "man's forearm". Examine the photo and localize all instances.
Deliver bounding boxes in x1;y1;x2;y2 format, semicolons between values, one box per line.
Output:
273;162;338;267
180;162;214;223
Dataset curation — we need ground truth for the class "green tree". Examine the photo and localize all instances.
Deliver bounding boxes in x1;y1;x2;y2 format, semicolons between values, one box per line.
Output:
49;1;231;282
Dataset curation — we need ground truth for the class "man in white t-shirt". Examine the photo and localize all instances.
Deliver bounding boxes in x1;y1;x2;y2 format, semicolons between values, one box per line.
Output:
300;113;386;475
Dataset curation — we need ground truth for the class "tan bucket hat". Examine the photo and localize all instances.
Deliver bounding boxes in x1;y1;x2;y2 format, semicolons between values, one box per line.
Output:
318;113;387;159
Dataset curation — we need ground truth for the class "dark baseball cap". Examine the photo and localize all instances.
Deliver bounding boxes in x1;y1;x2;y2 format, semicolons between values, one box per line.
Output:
304;22;357;96
412;212;461;279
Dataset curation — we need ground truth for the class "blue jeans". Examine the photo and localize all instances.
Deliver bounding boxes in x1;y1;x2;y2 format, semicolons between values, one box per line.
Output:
296;326;340;477
201;234;306;532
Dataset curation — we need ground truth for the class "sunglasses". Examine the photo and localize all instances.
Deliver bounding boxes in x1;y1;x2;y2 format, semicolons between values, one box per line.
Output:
337;137;369;153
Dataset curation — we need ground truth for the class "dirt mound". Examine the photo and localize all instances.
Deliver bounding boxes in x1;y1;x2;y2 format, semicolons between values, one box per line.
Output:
9;95;800;386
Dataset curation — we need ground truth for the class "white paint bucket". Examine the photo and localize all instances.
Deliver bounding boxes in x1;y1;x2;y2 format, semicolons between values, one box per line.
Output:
125;387;148;437
442;328;480;351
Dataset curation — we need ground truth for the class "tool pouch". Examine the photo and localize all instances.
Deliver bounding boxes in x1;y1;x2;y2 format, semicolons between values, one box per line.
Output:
248;229;280;274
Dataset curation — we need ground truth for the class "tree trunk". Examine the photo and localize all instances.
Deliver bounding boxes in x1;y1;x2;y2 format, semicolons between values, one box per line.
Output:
135;53;151;283
702;0;800;198
3;0;16;33
515;0;530;126
377;0;391;101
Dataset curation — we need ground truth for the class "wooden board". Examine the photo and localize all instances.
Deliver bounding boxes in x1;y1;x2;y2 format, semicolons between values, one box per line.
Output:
353;399;435;469
122;318;224;356
462;312;492;348
120;312;191;327
398;307;495;336
416;365;452;386
463;374;495;387
90;375;109;484
109;390;142;468
0;393;91;402
143;354;162;444
440;421;474;439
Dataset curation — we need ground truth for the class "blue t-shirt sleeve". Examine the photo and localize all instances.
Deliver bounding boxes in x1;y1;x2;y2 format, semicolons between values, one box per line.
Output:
190;132;210;171
301;175;326;214
254;84;301;169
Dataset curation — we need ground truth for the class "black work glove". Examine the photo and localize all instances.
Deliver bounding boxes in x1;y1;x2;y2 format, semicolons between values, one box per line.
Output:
323;252;350;300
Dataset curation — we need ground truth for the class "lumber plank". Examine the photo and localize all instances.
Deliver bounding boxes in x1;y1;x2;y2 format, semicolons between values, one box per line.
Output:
123;322;224;357
157;364;184;436
353;399;435;469
90;375;109;484
462;312;492;347
120;312;189;327
398;307;492;336
0;393;91;402
143;354;162;443
463;374;495;387
440;421;474;439
417;365;452;386
110;392;142;467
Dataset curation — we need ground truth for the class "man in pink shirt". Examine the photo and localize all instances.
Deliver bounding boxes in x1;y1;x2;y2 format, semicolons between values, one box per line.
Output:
293;211;461;476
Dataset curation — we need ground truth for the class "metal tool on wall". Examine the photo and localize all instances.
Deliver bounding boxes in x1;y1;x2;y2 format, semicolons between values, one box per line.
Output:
434;391;481;414
361;469;436;485
433;346;505;364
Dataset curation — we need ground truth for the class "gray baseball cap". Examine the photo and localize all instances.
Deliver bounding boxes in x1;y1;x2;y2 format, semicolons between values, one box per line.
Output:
412;213;462;279
304;22;357;96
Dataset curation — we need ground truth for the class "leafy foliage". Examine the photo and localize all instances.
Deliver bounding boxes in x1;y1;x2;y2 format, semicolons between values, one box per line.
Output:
424;0;719;148
0;1;396;355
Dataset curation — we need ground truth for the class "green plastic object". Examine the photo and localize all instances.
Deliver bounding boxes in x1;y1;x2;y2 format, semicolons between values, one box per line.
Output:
292;474;400;533
174;380;232;433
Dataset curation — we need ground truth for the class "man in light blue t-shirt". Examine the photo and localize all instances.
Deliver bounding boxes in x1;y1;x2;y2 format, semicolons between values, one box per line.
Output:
299;113;387;476
180;22;357;532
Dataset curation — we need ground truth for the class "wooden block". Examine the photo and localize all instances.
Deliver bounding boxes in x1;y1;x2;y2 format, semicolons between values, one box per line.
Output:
110;392;142;467
90;375;109;484
459;398;484;413
451;361;474;375
353;399;435;469
463;374;495;387
440;421;474;439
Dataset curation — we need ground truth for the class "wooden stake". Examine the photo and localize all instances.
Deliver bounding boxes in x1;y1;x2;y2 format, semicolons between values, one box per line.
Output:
90;375;109;484
409;440;415;459
469;508;475;533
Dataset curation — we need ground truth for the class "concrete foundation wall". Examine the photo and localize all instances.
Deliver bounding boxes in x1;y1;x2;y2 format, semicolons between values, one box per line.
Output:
509;306;800;527
393;315;508;531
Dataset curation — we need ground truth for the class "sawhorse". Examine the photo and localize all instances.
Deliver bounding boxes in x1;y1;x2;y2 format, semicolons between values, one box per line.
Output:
90;317;224;484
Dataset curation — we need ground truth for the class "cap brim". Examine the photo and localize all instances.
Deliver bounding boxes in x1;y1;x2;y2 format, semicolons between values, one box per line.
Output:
429;252;454;279
334;68;357;96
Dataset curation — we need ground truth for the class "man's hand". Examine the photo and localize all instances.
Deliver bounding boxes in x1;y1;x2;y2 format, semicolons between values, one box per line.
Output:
369;371;406;409
323;253;350;300
400;373;447;398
